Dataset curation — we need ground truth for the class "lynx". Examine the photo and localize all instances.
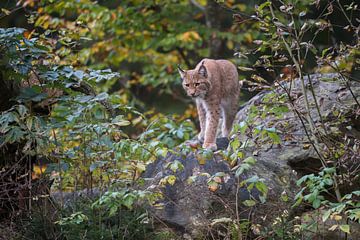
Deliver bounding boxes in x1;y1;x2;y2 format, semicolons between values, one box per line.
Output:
178;59;240;150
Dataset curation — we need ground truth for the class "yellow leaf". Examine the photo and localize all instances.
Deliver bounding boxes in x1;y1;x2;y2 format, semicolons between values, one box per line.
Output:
303;144;311;149
244;33;253;43
178;31;201;42
328;224;338;231
167;175;176;185
197;0;206;6
1;8;11;15
226;40;234;49
331;214;342;221
208;182;219;192
196;154;207;165
32;165;47;179
187;176;197;184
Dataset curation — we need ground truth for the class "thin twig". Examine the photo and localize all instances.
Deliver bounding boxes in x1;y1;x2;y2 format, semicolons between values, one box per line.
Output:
0;6;23;20
306;74;328;134
331;62;360;107
269;4;316;135
276;79;342;202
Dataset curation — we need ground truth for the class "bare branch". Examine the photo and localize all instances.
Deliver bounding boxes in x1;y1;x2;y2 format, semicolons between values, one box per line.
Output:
189;0;205;12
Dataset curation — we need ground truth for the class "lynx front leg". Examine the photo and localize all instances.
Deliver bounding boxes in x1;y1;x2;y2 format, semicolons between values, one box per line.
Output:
203;104;220;151
196;100;206;142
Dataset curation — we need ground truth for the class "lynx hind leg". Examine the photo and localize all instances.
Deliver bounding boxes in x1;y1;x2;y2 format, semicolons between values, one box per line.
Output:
221;99;238;138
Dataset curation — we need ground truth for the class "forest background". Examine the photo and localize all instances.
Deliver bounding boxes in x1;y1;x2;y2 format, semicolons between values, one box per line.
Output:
0;0;359;239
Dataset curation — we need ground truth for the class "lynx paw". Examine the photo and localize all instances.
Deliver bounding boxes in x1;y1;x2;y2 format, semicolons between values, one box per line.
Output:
202;142;217;151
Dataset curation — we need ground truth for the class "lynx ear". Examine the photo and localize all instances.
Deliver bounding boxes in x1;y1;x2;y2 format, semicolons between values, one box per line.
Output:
177;64;186;80
198;61;207;78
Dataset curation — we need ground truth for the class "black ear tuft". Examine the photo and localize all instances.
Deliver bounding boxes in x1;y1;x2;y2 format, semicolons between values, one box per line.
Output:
177;64;185;73
177;64;186;81
198;62;207;78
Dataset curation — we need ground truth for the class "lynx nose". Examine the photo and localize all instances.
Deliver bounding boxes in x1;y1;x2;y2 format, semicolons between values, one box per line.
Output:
190;92;196;97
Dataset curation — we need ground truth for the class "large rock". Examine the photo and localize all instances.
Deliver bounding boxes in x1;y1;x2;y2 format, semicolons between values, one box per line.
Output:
142;73;360;237
143;143;297;236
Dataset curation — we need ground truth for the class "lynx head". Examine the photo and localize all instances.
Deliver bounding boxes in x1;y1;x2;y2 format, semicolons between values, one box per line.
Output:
178;61;211;99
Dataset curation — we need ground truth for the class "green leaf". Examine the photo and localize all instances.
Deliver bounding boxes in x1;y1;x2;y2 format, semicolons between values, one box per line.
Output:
321;47;332;57
122;193;135;209
26;117;33;130
281;191;289;202
312;198;321;209
176;129;184;139
323;167;336;174
238;121;248;134
255;181;268;196
187;176;197;184
4;127;25;143
113;120;130;127
339;225;350;234
245;175;260;183
109;205;118;216
93;92;108;101
235;163;250;177
322;209;332;222
230;138;240;151
323;178;333;186
257;1;271;11
74;70;84;80
297;174;313;186
352;191;360;196
243;156;256;165
168;160;184;173
214;172;226;177
17;87;47;102
243;200;256;207
267;131;281;144
202;149;214;160
292;195;303;207
259;195;266;203
156;148;168;157
17;105;27;117
112;115;131;126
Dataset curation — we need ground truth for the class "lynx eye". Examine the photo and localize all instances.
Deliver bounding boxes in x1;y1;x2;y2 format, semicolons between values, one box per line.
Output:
194;83;200;87
185;83;190;87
